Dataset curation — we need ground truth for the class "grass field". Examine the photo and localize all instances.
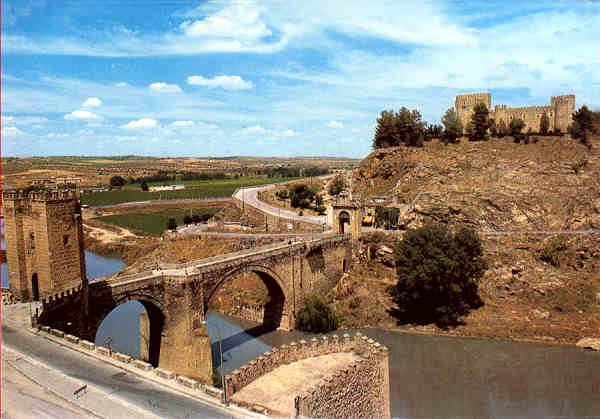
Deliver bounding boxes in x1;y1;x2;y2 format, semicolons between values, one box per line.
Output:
81;177;299;206
96;207;221;236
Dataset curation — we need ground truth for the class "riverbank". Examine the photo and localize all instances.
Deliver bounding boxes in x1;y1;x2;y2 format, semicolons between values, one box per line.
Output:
331;253;600;347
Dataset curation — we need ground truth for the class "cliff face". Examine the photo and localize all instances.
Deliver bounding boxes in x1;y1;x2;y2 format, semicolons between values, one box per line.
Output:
347;136;600;343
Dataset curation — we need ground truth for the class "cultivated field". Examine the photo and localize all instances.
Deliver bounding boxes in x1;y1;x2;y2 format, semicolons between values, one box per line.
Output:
81;177;297;206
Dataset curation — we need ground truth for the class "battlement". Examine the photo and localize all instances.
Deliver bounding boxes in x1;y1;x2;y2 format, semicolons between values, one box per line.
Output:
224;332;387;401
455;93;491;106
551;94;575;105
2;189;80;202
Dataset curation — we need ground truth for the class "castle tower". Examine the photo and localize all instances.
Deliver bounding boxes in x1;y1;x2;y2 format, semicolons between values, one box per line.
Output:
551;94;575;133
2;189;87;301
455;93;491;134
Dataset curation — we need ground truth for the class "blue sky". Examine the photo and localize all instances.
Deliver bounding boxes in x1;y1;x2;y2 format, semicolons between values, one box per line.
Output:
2;0;599;158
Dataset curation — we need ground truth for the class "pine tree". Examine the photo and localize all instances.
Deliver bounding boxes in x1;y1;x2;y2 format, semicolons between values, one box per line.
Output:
468;103;490;141
441;108;462;144
373;110;397;149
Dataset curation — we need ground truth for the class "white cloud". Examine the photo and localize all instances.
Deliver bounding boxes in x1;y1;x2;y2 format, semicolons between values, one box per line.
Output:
3;115;14;122
326;120;344;128
149;82;182;93
82;97;102;107
115;82;129;87
170;120;196;127
179;3;271;41
2;126;26;137
122;118;158;129
281;129;296;136
245;125;266;133
64;110;98;120
187;75;253;90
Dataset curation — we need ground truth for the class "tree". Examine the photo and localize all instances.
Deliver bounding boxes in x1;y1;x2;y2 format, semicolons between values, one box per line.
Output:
373;107;427;149
109;176;126;188
569;105;597;148
289;184;316;209
441;108;462;144
497;119;508;137
468;103;490;141
391;225;486;327
373;110;397;149
295;296;338;333
489;118;497;137
328;176;345;196
167;218;177;231
141;181;149;191
540;112;550;136
510;118;526;143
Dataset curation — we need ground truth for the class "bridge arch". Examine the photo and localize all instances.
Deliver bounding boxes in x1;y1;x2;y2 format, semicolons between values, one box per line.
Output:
91;294;166;367
205;264;290;330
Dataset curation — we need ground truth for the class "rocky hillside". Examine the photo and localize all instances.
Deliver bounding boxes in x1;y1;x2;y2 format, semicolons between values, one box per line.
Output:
354;136;600;231
344;135;600;343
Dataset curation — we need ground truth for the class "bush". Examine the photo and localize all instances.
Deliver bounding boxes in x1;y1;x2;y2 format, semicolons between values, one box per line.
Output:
167;217;177;231
295;296;339;333
183;215;193;225
390;224;486;327
510;118;526;143
538;236;567;267
141;181;149;191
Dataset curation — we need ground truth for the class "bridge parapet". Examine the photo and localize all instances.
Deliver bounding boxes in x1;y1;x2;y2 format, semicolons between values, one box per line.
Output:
224;332;386;401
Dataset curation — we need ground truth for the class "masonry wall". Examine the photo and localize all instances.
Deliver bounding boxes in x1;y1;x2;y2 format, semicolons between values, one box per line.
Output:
224;333;390;419
232;194;322;233
2;190;86;301
456;93;575;135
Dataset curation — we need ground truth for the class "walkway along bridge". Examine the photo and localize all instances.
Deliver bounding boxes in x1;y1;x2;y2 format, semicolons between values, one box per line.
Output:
35;234;352;383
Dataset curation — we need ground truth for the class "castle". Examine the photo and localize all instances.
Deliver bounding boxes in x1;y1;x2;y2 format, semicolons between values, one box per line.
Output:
455;93;575;134
2;190;87;301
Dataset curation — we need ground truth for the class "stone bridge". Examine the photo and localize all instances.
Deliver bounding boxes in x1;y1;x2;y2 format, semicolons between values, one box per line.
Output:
37;234;352;383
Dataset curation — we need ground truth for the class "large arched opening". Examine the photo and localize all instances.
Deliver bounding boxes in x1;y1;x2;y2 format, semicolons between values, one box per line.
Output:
338;211;351;234
203;266;288;383
94;298;165;367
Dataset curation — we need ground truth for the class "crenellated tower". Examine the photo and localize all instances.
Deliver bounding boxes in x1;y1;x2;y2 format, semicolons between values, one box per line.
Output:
550;94;575;133
2;189;87;301
455;93;491;134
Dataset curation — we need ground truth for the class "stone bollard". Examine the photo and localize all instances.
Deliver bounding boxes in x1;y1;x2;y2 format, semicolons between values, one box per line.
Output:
311;337;318;356
133;359;153;371
80;340;96;351
331;335;340;352
343;334;351;351
65;334;80;344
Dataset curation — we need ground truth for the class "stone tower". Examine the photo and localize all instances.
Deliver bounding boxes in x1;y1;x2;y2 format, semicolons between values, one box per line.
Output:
332;203;362;240
2;189;87;301
551;94;575;133
455;93;491;134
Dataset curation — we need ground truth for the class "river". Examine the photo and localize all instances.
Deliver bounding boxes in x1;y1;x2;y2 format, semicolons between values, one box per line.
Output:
2;222;599;417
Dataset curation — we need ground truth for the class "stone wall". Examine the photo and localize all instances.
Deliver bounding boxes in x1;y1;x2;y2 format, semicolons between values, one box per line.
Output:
455;93;575;135
232;191;322;233
224;332;391;419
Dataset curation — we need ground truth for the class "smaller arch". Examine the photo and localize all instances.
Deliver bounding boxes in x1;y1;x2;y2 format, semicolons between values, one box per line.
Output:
338;211;351;234
206;265;288;330
92;294;166;367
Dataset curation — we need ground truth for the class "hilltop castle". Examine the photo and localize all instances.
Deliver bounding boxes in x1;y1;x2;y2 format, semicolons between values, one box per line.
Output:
455;93;575;134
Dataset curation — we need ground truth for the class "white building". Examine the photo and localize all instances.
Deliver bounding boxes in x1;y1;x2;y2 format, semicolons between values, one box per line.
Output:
148;184;185;192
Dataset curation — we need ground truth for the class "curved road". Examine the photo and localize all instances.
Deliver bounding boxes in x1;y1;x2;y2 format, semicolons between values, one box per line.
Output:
233;183;330;228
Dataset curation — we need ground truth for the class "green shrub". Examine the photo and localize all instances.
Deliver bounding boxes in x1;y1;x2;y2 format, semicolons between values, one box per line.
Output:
295;296;339;333
391;224;486;327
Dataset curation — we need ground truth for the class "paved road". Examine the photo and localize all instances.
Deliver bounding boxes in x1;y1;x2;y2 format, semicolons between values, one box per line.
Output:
233;183;330;228
1;320;233;418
